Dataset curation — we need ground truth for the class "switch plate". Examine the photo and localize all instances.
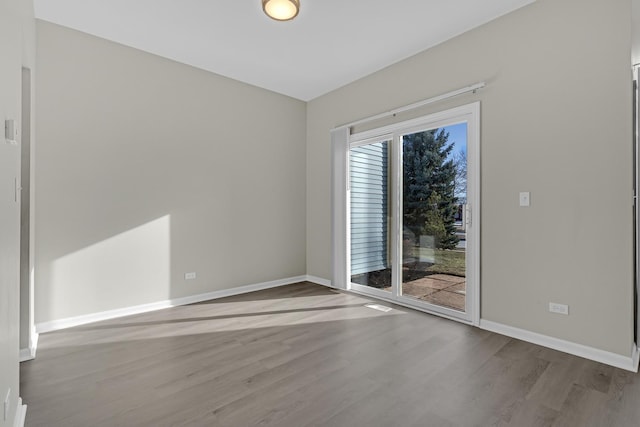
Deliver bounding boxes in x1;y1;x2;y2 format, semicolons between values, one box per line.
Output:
519;192;530;207
549;302;569;315
185;272;197;280
5;119;17;143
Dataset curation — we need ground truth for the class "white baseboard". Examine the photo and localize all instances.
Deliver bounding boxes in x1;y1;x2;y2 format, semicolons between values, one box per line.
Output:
305;275;333;287
13;398;26;427
19;347;35;362
34;274;636;373
36;275;307;334
304;278;637;372
480;319;639;372
19;331;38;362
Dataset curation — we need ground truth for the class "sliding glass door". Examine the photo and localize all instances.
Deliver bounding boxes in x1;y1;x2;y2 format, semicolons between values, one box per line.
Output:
400;125;467;312
348;103;479;323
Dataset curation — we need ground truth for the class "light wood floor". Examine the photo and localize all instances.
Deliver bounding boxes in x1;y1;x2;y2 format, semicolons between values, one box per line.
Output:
20;282;640;426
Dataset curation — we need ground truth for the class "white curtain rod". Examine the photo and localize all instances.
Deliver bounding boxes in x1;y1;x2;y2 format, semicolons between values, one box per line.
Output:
337;81;486;129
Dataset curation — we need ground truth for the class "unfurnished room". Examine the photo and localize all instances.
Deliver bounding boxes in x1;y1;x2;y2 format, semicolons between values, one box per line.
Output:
2;0;640;426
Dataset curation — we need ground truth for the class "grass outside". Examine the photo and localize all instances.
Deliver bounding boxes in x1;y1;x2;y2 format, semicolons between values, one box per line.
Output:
408;247;466;277
351;247;466;289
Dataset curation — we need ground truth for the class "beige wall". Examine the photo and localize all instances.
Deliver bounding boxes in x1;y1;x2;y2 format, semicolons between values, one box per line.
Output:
0;0;35;424
307;0;634;356
35;21;307;324
633;0;640;63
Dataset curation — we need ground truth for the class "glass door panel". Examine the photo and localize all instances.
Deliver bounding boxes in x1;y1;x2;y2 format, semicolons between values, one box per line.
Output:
349;140;392;292
345;103;479;324
400;125;467;312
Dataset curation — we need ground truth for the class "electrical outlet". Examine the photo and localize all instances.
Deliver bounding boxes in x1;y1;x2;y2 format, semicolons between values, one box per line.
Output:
184;272;197;280
549;302;569;315
4;388;10;421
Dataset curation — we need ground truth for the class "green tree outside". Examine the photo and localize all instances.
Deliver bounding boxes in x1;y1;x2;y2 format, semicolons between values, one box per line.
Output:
403;128;459;250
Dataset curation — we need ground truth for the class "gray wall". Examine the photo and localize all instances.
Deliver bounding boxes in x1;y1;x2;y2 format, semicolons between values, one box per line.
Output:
307;0;634;356
0;0;35;424
35;21;307;324
633;0;640;63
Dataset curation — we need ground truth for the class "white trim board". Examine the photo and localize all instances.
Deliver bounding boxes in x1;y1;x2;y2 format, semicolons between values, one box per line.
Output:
36;275;307;334
14;398;26;427
480;319;639;372
305;275;333;288
19;330;38;362
19;348;32;362
19;348;34;362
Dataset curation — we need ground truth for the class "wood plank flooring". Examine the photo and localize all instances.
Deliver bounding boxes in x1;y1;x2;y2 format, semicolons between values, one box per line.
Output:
20;282;640;426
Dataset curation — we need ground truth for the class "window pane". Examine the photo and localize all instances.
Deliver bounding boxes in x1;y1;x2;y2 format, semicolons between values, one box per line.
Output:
401;125;467;312
350;141;392;291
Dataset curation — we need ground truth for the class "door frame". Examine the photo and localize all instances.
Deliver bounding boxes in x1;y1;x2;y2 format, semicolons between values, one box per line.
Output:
634;66;639;346
19;66;36;361
346;102;480;325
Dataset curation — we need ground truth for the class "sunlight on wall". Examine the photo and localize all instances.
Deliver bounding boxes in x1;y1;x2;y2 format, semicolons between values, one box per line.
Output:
49;215;171;319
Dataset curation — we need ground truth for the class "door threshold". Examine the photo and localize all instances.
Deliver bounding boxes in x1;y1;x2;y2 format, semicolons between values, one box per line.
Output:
346;286;476;326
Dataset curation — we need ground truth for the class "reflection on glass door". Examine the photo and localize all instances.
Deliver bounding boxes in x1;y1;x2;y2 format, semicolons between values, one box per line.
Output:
349;140;392;292
400;125;467;313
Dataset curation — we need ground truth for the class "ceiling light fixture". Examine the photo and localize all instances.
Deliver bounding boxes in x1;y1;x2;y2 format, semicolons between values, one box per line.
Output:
262;0;300;21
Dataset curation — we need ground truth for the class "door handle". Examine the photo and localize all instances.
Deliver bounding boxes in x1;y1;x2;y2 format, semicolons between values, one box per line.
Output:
465;204;471;227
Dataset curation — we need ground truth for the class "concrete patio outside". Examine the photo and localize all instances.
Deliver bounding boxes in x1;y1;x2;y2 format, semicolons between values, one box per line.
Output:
393;273;466;312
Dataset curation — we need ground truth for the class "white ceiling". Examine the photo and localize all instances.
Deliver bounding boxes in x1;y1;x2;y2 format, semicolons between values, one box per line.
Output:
35;0;536;101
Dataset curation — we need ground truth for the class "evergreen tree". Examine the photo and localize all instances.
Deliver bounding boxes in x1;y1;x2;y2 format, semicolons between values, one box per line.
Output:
403;129;459;250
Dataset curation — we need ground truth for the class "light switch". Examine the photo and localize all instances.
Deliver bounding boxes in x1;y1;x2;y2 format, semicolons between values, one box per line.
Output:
519;192;530;207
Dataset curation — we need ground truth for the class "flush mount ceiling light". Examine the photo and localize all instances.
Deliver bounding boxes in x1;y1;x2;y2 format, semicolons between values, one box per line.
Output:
262;0;300;21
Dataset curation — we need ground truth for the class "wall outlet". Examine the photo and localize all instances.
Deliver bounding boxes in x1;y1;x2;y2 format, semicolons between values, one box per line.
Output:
184;272;197;280
549;302;569;315
519;191;530;207
4;388;10;421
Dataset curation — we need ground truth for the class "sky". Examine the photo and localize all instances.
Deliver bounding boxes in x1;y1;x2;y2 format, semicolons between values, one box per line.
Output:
442;122;467;157
442;122;467;199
